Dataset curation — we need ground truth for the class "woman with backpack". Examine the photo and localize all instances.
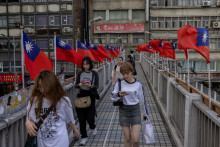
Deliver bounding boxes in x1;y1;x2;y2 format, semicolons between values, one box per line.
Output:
75;56;99;146
112;57;123;85
127;55;137;75
25;70;80;147
111;62;149;147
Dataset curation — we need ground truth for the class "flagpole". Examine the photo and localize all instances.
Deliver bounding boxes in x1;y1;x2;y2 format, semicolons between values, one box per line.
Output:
20;26;25;89
75;40;77;79
167;58;168;71
174;60;177;79
187;50;190;91
208;63;211;108
54;33;57;75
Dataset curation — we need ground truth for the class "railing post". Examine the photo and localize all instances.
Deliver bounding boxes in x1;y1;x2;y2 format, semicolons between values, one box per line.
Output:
184;93;201;147
166;77;175;118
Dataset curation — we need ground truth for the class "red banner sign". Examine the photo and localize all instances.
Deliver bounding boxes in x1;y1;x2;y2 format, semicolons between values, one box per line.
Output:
94;24;144;33
0;74;22;83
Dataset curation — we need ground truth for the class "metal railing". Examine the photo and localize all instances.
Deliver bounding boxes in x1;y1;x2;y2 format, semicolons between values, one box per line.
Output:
0;59;115;147
140;52;220;147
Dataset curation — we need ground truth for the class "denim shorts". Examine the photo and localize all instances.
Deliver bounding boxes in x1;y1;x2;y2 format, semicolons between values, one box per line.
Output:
119;103;141;126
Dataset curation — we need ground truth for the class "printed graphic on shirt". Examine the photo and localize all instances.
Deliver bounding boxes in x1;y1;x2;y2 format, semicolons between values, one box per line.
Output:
35;108;59;138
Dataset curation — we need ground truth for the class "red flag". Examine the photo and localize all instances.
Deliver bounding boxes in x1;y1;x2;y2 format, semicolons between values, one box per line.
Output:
56;37;83;67
142;44;156;54
106;46;117;59
149;40;163;53
22;31;53;80
77;41;96;61
178;25;210;63
97;46;111;62
85;42;104;62
159;41;175;59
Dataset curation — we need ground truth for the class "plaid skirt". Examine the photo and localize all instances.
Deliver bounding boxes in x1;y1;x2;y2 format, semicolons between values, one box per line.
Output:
119;103;141;126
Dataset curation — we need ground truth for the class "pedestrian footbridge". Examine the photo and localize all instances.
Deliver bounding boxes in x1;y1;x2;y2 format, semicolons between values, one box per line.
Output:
0;53;220;147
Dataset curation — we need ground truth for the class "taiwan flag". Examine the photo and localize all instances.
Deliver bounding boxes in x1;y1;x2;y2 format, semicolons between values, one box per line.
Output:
77;41;95;61
178;25;210;63
149;40;163;53
159;41;175;60
143;44;156;54
22;31;53;80
56;37;83;67
97;45;112;62
106;46;117;59
85;42;104;63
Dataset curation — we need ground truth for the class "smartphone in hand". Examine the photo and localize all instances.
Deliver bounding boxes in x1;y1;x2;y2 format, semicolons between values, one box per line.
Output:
120;91;129;96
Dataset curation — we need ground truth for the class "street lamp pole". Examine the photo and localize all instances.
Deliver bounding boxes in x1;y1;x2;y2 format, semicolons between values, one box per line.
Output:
88;16;103;43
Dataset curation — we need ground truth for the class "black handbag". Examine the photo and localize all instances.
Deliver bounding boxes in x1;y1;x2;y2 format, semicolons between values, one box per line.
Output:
113;79;123;106
25;107;53;147
91;88;100;100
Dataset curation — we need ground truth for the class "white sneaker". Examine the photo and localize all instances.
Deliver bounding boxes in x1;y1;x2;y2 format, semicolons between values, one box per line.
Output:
92;128;97;136
80;138;88;146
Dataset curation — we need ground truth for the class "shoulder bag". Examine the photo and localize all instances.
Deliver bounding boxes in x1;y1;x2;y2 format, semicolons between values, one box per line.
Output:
113;79;123;106
25;106;54;147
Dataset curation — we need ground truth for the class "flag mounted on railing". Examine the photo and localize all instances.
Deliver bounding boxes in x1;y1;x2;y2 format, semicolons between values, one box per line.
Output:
178;25;210;63
85;42;104;63
159;41;176;60
149;40;163;53
97;45;112;62
77;41;95;61
22;31;53;80
55;37;83;67
105;45;117;59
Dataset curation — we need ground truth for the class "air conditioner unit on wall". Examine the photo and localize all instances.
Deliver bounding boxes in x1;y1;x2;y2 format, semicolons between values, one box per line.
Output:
213;22;220;28
217;1;220;6
24;28;35;34
61;4;67;11
202;1;211;6
63;27;72;33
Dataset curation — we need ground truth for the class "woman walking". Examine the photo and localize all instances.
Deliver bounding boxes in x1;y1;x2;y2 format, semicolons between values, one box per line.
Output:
25;70;80;147
112;57;123;85
111;62;149;147
75;56;99;146
127;55;137;75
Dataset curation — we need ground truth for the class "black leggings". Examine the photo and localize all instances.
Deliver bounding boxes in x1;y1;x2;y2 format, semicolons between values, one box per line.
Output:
76;101;96;138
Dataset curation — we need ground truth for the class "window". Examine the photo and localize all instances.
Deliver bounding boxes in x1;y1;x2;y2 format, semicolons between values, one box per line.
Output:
150;18;157;29
37;39;48;49
49;16;61;26
202;17;209;27
172;18;178;28
93;11;106;20
194;61;207;71
210;38;217;50
150;0;157;6
158;0;164;6
133;34;145;44
0;16;7;27
187;17;193;26
109;10;128;20
0;62;3;72
8;0;19;2
62;15;73;25
3;61;9;72
179;17;186;28
218;39;220;49
158;17;164;28
172;0;177;6
36;15;47;26
109;34;128;44
24;16;34;26
0;39;8;50
216;61;220;71
93;34;106;44
195;17;201;28
23;0;34;2
8;16;20;27
165;18;171;28
132;10;145;19
11;61;21;72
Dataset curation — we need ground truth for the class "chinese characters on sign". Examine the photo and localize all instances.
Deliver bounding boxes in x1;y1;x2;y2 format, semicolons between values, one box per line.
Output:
0;74;22;83
94;24;144;33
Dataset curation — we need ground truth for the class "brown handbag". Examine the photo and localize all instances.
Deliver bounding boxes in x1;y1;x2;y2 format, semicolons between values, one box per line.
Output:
75;96;91;108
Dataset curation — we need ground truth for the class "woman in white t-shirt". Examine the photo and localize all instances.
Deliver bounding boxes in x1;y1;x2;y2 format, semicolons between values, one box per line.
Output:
112;57;123;85
25;70;80;147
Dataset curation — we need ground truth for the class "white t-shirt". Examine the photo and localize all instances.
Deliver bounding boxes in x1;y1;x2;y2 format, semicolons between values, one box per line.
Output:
27;96;75;147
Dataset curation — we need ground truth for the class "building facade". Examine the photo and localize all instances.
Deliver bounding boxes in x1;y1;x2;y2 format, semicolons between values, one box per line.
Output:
0;0;88;95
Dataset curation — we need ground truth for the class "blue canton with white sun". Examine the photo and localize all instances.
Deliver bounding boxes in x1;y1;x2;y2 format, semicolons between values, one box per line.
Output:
196;28;209;46
56;37;71;50
23;32;40;62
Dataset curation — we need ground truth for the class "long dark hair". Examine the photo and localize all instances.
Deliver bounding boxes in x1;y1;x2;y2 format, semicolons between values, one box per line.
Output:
81;56;94;71
28;70;66;118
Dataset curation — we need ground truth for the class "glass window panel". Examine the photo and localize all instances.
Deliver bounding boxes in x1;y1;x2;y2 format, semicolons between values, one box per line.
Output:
37;39;48;49
93;10;106;20
179;17;186;28
195;61;207;71
172;0;177;6
158;0;164;6
216;61;220;71
158;17;164;28
218;39;220;49
210;38;217;50
165;17;171;28
49;16;54;25
55;16;60;25
67;16;73;24
0;16;7;27
187;17;193;26
133;34;145;44
195;17;201;27
109;10;128;20
210;61;215;71
36;15;47;26
132;10;145;19
150;0;157;6
172;18;178;28
202;16;209;27
8;15;20;27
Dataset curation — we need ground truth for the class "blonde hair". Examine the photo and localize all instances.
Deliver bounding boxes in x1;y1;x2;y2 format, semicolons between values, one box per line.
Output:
120;62;134;75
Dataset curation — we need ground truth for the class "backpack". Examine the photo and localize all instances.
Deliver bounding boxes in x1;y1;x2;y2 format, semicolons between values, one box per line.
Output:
114;65;117;71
